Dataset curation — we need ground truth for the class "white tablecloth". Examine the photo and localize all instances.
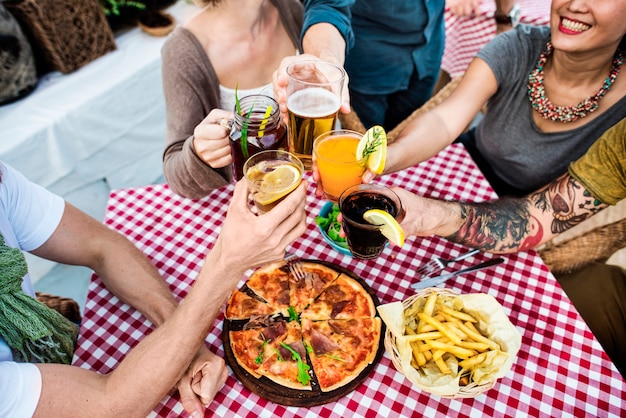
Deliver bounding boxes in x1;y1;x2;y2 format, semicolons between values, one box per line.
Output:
0;1;199;197
0;1;200;280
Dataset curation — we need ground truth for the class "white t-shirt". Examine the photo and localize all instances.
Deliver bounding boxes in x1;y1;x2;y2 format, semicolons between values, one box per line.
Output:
0;161;65;417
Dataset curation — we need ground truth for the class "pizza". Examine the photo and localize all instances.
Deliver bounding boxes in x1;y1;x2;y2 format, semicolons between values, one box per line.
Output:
225;260;382;395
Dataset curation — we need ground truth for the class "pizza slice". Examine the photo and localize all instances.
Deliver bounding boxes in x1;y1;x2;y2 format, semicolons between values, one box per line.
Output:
300;273;376;320
302;317;382;392
245;261;292;315
256;321;312;390
224;288;282;320
289;262;341;312
229;320;291;378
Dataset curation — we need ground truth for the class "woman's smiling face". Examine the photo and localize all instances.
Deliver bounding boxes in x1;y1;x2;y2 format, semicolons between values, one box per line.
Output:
550;0;626;53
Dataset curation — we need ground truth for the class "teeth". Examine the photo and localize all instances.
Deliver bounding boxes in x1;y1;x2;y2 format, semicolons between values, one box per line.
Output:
561;17;591;32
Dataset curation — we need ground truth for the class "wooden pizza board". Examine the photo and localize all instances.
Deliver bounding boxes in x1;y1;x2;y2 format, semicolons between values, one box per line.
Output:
222;260;386;407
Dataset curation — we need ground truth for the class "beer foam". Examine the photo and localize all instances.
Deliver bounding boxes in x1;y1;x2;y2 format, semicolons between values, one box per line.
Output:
287;87;340;117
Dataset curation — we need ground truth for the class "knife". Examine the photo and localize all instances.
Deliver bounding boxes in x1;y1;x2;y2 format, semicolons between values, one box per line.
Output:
411;257;506;290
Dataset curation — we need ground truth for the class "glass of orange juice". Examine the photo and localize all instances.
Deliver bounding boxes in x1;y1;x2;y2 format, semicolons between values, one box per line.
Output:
313;129;366;202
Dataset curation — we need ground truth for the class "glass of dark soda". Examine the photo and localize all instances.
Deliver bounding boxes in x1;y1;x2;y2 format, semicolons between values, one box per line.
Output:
339;184;403;260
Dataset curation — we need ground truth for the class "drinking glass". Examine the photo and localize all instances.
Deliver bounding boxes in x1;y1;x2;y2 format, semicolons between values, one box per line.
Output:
313;129;366;202
229;94;288;181
243;150;304;214
339;184;403;260
286;60;345;171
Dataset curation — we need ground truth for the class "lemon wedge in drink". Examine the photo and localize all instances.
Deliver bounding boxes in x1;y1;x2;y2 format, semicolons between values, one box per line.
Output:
356;125;387;174
363;209;404;247
254;163;302;206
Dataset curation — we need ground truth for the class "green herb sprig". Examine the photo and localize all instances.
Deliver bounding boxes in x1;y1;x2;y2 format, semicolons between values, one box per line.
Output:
279;342;311;385
234;86;252;158
322;353;346;362
288;306;300;324
254;334;270;364
360;127;384;159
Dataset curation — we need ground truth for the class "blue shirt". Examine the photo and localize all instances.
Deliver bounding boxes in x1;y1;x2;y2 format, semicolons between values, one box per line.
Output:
302;0;445;95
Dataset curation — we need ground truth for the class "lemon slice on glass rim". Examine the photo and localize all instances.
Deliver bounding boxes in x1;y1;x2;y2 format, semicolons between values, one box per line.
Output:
363;209;405;247
356;125;387;174
255;164;302;205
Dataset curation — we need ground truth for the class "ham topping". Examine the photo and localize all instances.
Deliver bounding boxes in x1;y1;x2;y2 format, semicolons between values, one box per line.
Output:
330;300;350;318
310;328;340;354
261;321;287;340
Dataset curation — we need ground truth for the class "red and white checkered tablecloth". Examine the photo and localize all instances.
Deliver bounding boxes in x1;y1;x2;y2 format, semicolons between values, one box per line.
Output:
442;0;551;79
73;144;626;417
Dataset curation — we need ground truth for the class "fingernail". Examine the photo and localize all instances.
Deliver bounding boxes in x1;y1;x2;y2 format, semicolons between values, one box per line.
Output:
192;411;202;418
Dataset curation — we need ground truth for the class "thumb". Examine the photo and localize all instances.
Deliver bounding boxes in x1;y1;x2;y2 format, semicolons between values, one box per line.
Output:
178;378;205;418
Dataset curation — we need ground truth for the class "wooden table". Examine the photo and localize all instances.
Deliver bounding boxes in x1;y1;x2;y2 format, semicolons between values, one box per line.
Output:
73;144;626;417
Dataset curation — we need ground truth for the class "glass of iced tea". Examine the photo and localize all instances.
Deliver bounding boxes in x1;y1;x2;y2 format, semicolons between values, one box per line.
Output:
339;184;403;259
286;60;345;171
229;94;288;181
314;129;366;202
244;150;304;214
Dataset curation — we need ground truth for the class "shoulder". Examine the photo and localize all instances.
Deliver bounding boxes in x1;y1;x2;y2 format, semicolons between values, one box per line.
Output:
162;26;203;59
0;362;41;417
480;25;548;58
590;118;626;158
569;118;626;205
0;161;64;251
162;26;217;85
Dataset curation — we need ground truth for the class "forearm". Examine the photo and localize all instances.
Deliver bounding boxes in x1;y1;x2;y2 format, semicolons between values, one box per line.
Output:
440;174;608;253
102;250;238;413
36;251;239;417
302;23;346;66
92;232;178;326
386;111;454;174
163;139;230;199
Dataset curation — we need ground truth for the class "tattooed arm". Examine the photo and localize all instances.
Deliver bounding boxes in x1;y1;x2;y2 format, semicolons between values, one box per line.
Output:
394;173;608;254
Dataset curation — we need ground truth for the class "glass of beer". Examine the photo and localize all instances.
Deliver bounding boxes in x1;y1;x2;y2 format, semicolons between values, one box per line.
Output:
244;150;304;214
286;60;345;171
339;184;403;260
313;129;366;202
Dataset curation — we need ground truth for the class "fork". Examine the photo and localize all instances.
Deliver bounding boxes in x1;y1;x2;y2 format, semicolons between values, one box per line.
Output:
415;248;480;279
284;252;307;282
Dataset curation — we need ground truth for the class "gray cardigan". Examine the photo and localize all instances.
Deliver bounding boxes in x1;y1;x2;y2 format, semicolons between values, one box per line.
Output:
161;0;303;199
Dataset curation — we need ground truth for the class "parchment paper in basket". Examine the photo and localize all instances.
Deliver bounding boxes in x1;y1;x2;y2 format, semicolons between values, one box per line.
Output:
377;291;522;397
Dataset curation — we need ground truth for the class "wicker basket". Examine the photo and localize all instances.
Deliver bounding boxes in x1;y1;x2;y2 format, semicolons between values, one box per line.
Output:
538;217;626;275
382;287;517;398
4;0;116;74
36;292;82;324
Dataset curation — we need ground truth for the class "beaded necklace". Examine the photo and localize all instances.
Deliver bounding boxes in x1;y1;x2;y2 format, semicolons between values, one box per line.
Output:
527;42;624;123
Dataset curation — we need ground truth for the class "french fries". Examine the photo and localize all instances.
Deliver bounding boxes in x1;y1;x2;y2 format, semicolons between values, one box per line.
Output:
403;292;501;384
